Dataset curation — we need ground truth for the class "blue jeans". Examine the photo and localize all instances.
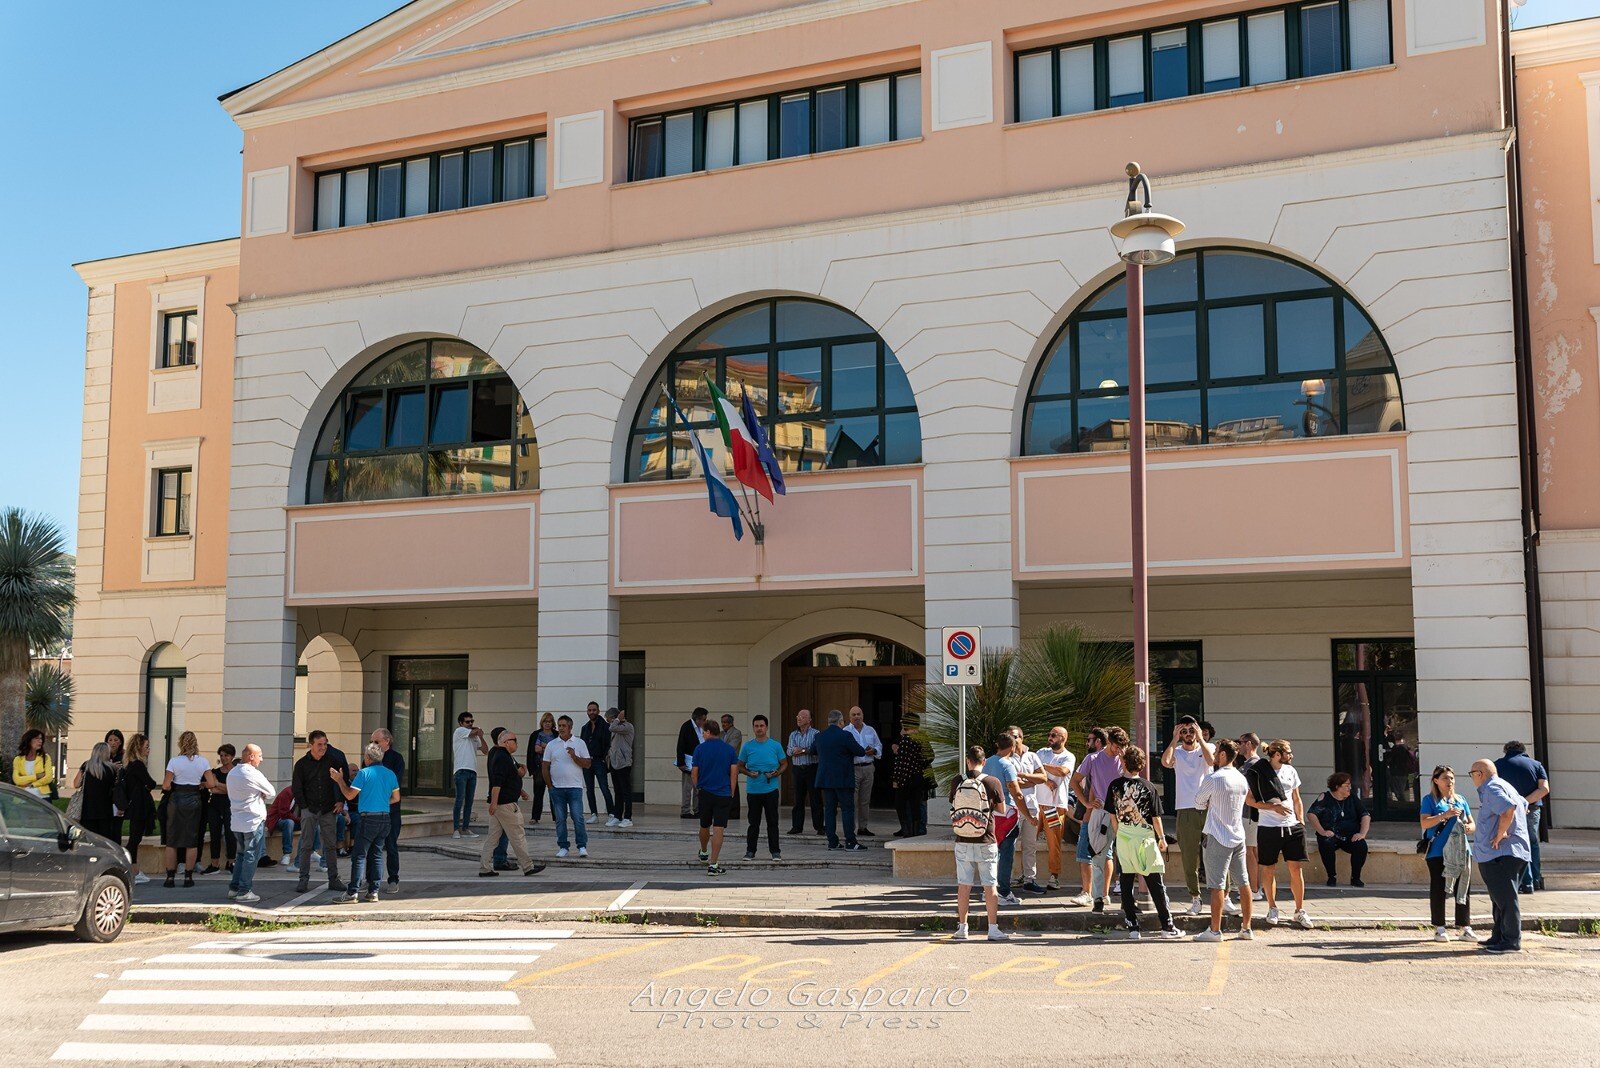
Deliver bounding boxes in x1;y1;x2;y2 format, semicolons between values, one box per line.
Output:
454;770;478;832
584;765;615;817
997;821;1019;896
229;826;267;895
550;787;586;850
278;818;297;858
1522;806;1542;891
350;813;389;892
822;787;856;848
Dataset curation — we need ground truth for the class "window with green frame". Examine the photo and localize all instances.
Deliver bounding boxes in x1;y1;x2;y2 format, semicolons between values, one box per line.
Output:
1014;0;1391;122
626;298;921;482
1022;248;1403;455
307;339;538;504
627;70;922;182
313;134;547;231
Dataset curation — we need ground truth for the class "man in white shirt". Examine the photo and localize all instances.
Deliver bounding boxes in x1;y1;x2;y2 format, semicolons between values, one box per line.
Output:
452;710;488;840
1035;726;1077;890
1009;726;1048;895
1192;738;1254;941
1161;714;1215;912
845;707;883;837
225;744;276;903
542;715;592;859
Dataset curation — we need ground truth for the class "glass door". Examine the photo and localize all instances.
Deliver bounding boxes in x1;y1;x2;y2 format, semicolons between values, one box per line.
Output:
388;657;469;795
1332;640;1419;821
1150;643;1204;816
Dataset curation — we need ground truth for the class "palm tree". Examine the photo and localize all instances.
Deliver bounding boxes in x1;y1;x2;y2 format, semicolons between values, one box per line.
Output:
0;509;75;761
910;647;1061;784
25;663;73;736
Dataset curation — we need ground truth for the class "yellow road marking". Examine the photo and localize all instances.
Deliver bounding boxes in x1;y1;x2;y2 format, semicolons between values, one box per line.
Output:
856;943;939;987
1205;940;1231;995
506;937;673;988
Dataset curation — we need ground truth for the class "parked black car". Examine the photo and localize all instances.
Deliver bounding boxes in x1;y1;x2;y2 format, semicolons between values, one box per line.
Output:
0;782;132;942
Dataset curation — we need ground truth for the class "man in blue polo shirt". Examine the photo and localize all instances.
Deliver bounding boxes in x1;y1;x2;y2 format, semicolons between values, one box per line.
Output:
1494;740;1550;893
1468;759;1530;954
331;744;400;904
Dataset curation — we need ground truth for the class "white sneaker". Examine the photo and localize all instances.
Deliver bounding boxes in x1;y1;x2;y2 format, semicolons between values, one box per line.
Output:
310;852;322;865
284;862;300;874
1047;875;1060;890
1195;928;1224;942
556;848;569;858
236;891;260;903
952;922;969;941
584;813;597;824
1434;926;1452;942
1294;909;1312;930
1237;927;1255;940
1187;899;1206;916
463;831;480;839
1459;927;1478;942
605;816;620;827
133;872;150;885
987;927;1010;942
1069;893;1092;907
578;847;588;858
1126;929;1141;940
1266;906;1281;925
1252;888;1266;902
452;831;462;839
1224;898;1242;916
226;888;239;899
619;819;634;828
1000;892;1022;906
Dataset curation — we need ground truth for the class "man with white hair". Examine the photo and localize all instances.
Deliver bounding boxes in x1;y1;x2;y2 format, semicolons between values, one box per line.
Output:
225;744;275;904
332;743;401;903
371;728;405;893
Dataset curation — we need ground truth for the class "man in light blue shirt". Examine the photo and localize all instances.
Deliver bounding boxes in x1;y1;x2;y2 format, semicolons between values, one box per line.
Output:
1469;759;1530;953
331;744;400;904
739;714;788;862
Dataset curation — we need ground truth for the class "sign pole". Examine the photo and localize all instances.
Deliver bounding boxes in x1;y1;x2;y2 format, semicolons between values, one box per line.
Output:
958;686;966;767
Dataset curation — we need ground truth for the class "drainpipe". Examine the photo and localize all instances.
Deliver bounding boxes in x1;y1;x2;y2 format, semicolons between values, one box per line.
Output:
1499;0;1553;832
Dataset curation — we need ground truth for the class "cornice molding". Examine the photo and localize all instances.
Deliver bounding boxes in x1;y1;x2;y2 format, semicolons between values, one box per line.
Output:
1512;18;1600;69
73;239;241;289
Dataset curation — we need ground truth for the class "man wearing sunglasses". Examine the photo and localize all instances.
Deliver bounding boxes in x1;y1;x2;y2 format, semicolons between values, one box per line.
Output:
452;710;489;839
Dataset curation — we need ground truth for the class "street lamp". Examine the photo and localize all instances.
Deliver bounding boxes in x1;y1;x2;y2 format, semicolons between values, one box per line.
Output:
1109;163;1185;772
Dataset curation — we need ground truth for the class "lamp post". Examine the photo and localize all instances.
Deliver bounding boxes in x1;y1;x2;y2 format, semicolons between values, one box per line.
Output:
1109;163;1185;771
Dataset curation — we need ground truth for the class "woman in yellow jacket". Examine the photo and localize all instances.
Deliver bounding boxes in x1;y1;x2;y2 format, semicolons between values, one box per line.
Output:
14;729;55;797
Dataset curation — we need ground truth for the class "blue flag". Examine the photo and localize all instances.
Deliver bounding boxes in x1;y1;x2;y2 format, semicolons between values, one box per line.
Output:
740;388;786;497
667;392;743;540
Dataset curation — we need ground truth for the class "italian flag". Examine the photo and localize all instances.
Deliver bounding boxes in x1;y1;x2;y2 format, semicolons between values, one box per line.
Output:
706;376;775;502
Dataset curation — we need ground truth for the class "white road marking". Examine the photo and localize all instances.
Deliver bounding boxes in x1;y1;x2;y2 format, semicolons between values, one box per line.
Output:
52;1042;554;1062
283;887;330;908
188;940;557;952
210;928;572;942
79;1015;535;1032
149;952;542;965
101;990;521;1006
607;879;647;911
119;968;514;983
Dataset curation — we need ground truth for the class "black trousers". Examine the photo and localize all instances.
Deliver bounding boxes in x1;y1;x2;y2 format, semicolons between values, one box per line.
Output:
895;784;927;835
383;808;401;884
529;776;547;820
746;791;781;856
1316;835;1368;882
205;801;236;862
790;764;823;832
610;766;634;821
1120;870;1172;929
1426;854;1472;928
1480;855;1523;949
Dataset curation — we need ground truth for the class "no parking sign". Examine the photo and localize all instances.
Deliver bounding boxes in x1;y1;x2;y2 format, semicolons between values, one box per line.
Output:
941;627;982;686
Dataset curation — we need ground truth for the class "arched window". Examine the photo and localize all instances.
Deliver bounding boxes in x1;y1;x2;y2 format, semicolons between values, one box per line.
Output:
785;635;926;668
144;643;186;769
626;298;922;482
1023;249;1403;455
307;338;537;503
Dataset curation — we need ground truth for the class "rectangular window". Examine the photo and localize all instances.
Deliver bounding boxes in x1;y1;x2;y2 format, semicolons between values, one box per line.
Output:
153;467;193;537
315;172;342;230
1017;50;1054;122
1061;45;1095;115
779;92;811;158
858;78;891;144
1300;2;1344;78
1248;11;1288;84
1108;37;1146;107
437;152;465;211
532;137;548;197
1348;0;1391;69
501;140;531;201
664;112;695;176
895;72;922;138
815;85;848;154
1150;28;1191;101
467;146;495;206
1202;19;1242;91
738;100;769;165
631;120;664;181
342;167;370;227
404;158;430;216
375;162;403;222
160;310;198;369
705;106;736;169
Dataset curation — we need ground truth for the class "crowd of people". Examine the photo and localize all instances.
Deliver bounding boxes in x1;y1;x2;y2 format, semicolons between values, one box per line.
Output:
945;717;1548;951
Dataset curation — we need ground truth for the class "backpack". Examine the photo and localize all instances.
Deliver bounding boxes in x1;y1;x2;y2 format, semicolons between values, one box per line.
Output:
951;775;994;841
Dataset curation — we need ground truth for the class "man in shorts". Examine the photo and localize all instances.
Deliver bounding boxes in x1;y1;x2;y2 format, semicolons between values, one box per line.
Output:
1193;738;1254;941
691;721;739;876
948;745;1009;942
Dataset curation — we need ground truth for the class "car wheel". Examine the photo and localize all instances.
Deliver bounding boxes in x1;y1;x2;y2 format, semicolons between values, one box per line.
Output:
75;875;129;943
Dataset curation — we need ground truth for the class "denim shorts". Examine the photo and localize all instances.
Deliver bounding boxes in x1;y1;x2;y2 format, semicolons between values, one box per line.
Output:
954;841;999;887
1075;815;1111;863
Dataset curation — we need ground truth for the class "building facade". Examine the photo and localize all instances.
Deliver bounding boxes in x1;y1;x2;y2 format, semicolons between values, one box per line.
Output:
70;0;1588;824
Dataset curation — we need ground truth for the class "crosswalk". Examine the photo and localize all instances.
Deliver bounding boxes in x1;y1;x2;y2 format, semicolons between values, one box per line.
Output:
52;926;573;1063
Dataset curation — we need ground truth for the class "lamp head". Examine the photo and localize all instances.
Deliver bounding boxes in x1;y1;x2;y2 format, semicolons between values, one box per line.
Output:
1111;212;1185;265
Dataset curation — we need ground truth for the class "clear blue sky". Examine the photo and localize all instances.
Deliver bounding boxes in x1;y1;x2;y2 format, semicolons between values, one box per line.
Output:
1;0;1597;550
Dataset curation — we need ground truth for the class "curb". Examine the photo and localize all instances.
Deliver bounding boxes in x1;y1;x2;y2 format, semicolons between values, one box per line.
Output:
401;842;891;871
129;901;1600;935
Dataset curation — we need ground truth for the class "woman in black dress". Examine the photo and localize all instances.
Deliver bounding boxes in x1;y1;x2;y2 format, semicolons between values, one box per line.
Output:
121;733;159;885
73;743;120;845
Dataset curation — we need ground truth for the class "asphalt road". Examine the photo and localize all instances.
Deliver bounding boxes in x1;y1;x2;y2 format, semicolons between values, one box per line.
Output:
2;920;1597;1066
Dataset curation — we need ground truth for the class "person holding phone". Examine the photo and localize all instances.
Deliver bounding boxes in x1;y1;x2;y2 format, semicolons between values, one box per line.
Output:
1161;715;1215;912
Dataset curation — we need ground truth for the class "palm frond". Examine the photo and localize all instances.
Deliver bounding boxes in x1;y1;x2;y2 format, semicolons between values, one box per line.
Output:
25;663;73;734
0;508;75;665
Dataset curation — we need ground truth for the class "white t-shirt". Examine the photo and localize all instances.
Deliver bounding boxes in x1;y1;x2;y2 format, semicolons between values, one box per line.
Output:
226;763;275;833
453;726;482;773
1172;744;1210;810
1257;763;1303;828
166;754;210;786
1011;749;1044;815
1194;766;1250;848
543;737;590;790
1035;747;1077;810
20;758;43;798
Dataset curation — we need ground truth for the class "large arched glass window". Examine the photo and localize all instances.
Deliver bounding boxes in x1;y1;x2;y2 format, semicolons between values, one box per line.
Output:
307;338;537;503
144;643;186;769
626;298;922;482
1023;249;1403;455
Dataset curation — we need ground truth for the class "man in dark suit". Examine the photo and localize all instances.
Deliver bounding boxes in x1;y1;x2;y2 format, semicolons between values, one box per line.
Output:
812;708;868;851
676;707;709;819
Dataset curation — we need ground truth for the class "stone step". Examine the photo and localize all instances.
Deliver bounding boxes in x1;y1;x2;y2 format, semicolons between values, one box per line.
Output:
404;841;892;870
